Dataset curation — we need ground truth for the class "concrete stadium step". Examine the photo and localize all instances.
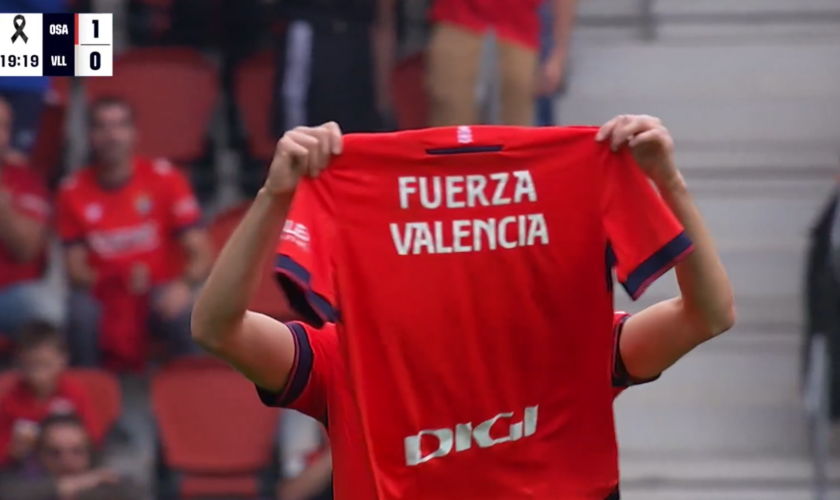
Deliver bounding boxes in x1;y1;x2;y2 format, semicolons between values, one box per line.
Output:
614;332;811;455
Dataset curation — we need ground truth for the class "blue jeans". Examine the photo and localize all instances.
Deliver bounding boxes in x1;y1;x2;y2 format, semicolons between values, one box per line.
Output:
0;281;62;335
66;285;200;367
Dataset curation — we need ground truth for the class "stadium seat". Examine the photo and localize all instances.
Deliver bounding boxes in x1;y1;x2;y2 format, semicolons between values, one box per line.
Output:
84;47;219;164
208;202;292;320
30;77;73;181
0;369;121;433
152;357;280;498
233;50;275;163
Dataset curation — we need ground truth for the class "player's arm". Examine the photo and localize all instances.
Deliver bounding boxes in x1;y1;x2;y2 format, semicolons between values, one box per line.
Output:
191;123;343;392
598;115;736;380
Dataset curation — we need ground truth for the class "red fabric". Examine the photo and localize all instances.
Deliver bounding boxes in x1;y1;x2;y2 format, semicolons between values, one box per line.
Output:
391;54;429;130
0;164;50;288
270;127;692;500
0;374;103;465
55;158;201;370
430;0;543;49
55;157;201;286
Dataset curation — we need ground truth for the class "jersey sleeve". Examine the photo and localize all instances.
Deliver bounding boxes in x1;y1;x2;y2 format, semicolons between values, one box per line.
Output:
602;149;694;299
55;186;85;245
11;173;50;223
160;162;202;232
611;312;660;394
275;179;337;327
255;322;336;423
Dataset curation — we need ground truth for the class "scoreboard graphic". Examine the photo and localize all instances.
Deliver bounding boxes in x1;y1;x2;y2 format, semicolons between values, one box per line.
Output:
0;13;112;77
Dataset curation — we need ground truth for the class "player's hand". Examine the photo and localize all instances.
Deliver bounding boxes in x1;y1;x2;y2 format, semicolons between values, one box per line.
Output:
263;123;343;198
535;49;567;97
596;114;680;188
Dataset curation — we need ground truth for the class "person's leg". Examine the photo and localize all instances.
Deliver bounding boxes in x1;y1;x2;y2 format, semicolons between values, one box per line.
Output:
425;22;484;126
149;286;200;359
534;1;556;127
66;289;103;367
0;89;46;154
497;39;538;126
0;281;62;334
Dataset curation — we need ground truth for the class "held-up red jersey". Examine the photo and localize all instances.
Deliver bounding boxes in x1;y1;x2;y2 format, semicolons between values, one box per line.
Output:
261;127;693;500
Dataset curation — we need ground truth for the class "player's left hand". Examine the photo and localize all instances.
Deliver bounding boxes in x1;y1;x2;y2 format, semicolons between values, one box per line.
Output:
596;114;680;188
535;50;567;97
155;279;193;320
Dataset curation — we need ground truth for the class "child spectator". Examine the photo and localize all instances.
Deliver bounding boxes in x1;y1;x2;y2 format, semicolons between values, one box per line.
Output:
0;322;102;465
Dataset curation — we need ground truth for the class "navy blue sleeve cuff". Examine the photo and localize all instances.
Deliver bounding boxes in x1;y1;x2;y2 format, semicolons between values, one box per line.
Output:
255;323;313;407
274;255;337;328
621;232;694;300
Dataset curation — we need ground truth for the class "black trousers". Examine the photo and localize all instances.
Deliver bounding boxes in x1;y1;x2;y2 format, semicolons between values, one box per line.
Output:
272;17;382;134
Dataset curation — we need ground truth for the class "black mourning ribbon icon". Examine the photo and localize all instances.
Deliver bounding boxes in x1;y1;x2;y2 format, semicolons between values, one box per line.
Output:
11;15;28;44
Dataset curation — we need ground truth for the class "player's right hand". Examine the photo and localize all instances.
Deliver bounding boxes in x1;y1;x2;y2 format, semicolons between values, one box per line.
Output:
263;122;343;198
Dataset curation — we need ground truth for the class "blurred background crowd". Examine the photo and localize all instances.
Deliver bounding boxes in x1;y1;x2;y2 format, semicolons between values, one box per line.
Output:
0;0;838;499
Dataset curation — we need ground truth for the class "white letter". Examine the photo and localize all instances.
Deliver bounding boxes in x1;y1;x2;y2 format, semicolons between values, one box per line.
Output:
473;413;514;448
489;172;511;205
454;423;472;452
466;175;489;207
498;216;517;249
445;176;466;208
390;223;413;256
524;405;538;437
526;214;549;246
419;177;442;209
398;177;417;209
405;428;453;466
474;218;496;251
412;223;435;254
512;171;537;203
433;221;453;254
452;220;471;252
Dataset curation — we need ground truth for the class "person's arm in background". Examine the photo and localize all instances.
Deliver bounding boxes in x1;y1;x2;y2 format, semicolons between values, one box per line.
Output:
372;0;397;118
597;115;736;379
55;189;97;289
537;0;578;96
0;185;48;263
279;451;333;500
191;124;342;391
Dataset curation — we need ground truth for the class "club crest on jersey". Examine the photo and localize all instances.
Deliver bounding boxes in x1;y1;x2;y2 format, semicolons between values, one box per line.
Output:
85;204;103;222
135;194;153;215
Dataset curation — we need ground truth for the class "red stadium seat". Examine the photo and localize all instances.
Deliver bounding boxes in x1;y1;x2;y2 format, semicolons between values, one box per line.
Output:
234;50;275;163
0;369;121;433
208;202;292;320
84;47;219;164
152;357;280;498
30;77;73;180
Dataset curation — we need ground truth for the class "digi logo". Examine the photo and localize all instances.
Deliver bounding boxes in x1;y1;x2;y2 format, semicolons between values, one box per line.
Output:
281;220;310;251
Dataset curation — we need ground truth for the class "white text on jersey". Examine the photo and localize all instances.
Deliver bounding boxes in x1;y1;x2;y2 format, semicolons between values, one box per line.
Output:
404;405;539;466
397;171;537;210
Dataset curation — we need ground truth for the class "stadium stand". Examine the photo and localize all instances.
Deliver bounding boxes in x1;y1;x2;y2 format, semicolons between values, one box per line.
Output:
151;356;280;499
83;47;219;165
233;50;275;165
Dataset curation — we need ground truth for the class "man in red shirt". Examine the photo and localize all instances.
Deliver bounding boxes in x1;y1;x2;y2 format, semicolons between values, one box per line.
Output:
56;97;213;369
193;116;735;499
0;96;59;336
424;0;577;126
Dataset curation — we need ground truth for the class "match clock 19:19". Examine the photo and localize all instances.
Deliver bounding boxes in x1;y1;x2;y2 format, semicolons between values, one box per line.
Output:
0;54;39;67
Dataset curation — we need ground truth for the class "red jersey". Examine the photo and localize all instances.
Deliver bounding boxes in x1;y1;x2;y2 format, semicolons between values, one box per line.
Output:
56;158;201;286
0;164;50;288
267;127;692;500
430;0;542;49
0;374;103;465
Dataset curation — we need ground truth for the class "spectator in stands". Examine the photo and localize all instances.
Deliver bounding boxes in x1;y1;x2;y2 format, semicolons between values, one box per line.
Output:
57;97;212;370
0;322;103;466
270;0;394;133
0;0;68;159
0;414;145;500
278;411;333;500
0;96;59;336
426;0;576;126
